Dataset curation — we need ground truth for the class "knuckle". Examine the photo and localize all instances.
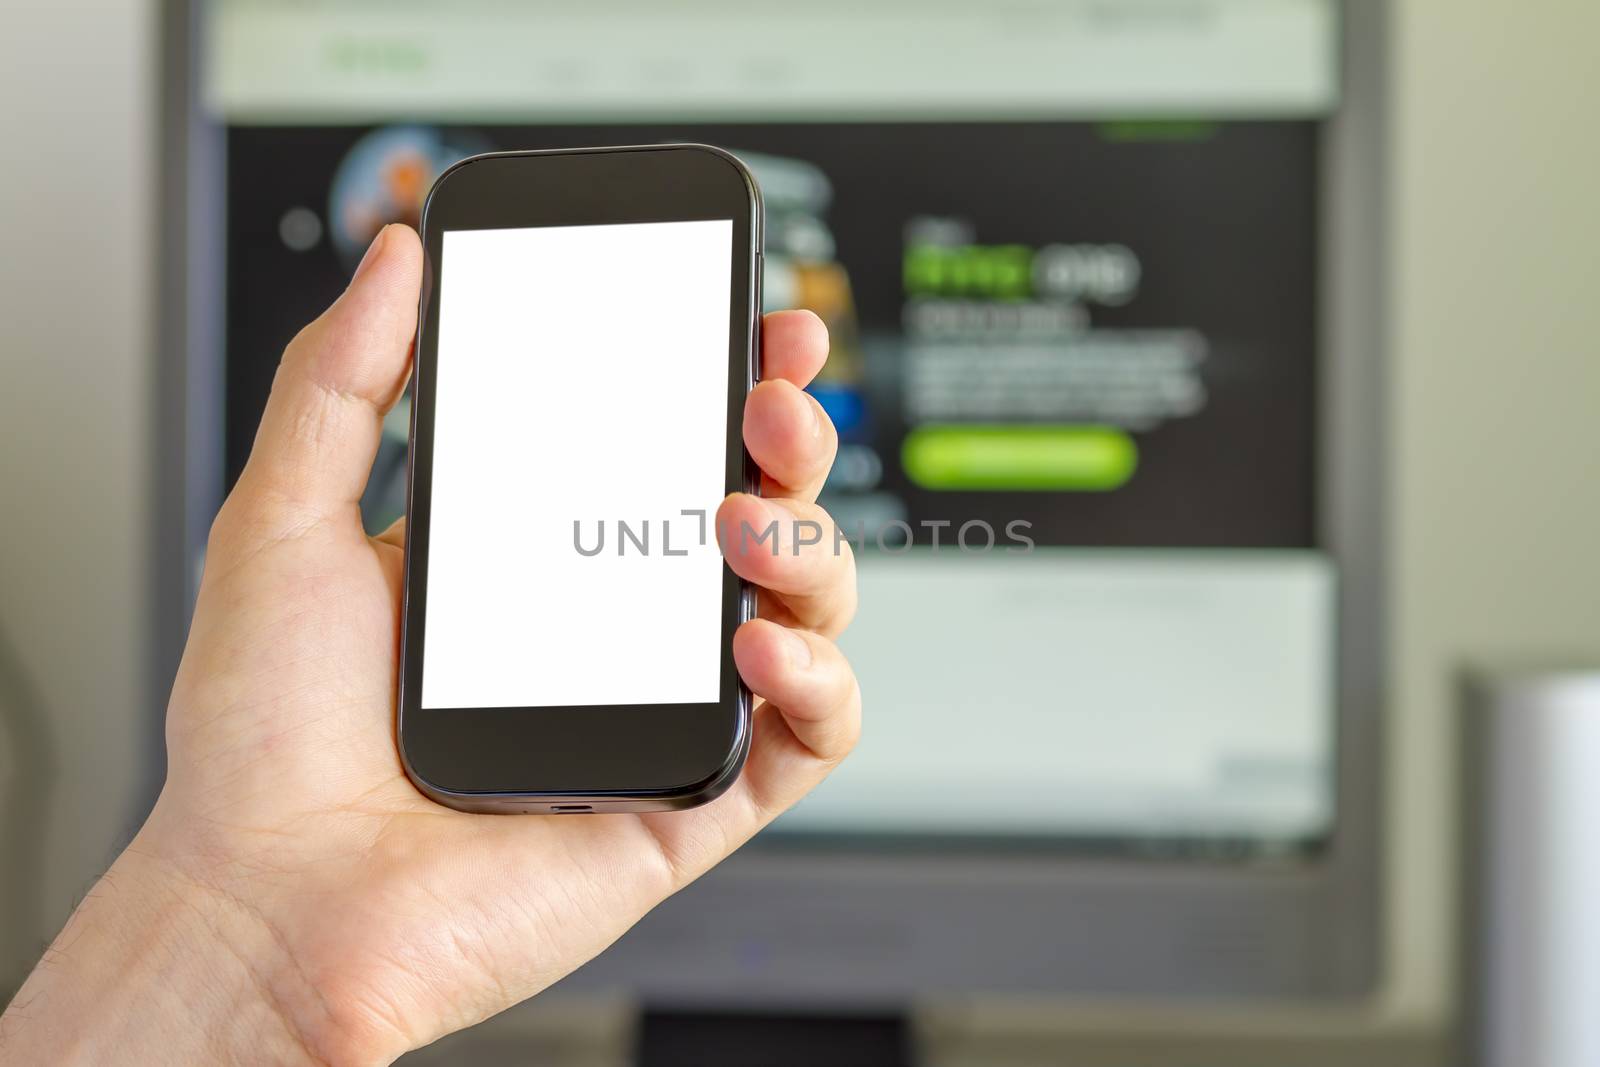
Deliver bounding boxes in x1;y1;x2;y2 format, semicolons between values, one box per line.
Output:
821;679;863;762
203;499;240;560
841;680;863;751
205;476;325;561
825;540;859;635
814;394;840;447
827;650;858;703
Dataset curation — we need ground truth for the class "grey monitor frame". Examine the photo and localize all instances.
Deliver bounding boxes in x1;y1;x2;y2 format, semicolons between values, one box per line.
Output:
155;0;1386;1002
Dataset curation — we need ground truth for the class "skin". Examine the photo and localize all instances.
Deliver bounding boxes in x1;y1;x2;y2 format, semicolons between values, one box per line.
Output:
0;225;860;1065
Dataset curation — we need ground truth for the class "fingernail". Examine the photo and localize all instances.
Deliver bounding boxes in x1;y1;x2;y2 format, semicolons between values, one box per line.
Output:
781;627;813;670
352;225;390;281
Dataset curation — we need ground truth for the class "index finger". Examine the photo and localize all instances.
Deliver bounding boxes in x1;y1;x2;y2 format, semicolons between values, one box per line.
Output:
760;309;828;387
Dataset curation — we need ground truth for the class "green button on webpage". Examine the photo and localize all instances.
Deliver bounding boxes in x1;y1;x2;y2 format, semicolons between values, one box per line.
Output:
901;425;1138;491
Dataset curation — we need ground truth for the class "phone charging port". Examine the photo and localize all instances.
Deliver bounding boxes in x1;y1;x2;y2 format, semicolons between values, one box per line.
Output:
550;804;594;814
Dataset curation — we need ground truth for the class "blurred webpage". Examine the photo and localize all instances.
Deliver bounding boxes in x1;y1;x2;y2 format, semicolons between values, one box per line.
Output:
819;553;1332;839
206;0;1338;851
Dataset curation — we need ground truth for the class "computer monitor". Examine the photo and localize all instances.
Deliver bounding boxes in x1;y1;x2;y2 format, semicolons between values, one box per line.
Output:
157;0;1384;1001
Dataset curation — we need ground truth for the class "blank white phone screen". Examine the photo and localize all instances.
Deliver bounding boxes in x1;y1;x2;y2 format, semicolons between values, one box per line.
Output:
421;219;734;709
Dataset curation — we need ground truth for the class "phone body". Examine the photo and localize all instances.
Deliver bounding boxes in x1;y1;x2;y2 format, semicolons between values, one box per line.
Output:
397;145;762;814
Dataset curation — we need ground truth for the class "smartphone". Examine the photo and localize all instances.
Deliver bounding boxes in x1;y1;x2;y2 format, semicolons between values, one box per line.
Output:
397;145;762;814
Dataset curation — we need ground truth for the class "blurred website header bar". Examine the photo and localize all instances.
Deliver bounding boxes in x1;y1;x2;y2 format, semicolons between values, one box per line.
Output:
206;0;1339;123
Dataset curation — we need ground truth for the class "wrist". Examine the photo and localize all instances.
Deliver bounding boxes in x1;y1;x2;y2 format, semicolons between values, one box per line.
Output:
0;822;397;1067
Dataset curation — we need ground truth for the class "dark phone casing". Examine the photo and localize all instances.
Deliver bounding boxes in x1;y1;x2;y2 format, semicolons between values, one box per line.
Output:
397;145;762;813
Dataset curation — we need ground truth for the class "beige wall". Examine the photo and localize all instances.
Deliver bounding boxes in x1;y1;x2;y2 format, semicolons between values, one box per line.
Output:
0;0;157;976
1386;0;1600;1022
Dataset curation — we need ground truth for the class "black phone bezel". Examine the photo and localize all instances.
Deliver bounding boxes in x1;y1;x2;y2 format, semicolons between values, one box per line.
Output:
397;145;761;811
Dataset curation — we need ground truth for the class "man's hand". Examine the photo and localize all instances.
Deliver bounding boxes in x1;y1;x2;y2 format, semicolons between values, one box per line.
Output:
0;225;860;1065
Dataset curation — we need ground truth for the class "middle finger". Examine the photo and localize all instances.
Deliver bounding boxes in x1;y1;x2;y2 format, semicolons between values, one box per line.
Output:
743;379;838;503
717;493;858;638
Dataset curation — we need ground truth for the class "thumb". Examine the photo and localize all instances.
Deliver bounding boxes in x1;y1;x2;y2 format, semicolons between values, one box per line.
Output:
235;223;423;524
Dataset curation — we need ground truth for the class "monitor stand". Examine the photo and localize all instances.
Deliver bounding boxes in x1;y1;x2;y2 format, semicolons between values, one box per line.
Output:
637;1009;912;1067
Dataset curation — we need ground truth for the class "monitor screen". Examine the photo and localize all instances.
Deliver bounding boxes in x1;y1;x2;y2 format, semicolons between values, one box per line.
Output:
208;0;1338;856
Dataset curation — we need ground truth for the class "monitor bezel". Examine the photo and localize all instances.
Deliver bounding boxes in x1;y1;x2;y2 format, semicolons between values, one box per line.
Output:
154;0;1382;1001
